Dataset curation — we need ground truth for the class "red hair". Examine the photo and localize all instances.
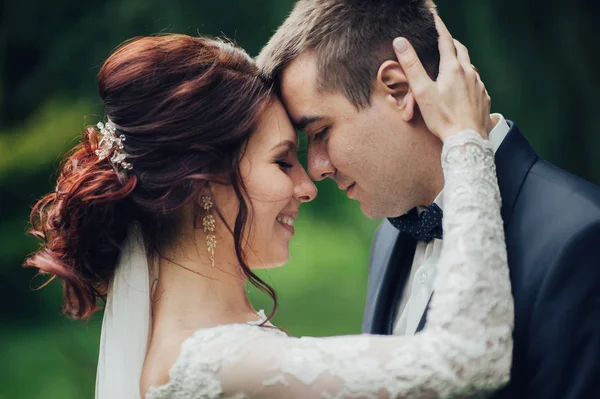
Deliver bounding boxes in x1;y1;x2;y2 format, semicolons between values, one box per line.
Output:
27;127;137;318
25;35;276;320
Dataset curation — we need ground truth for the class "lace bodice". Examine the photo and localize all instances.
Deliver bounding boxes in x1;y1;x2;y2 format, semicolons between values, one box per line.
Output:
146;131;514;399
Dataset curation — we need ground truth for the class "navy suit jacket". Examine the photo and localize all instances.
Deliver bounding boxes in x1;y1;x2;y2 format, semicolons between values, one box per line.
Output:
363;122;600;398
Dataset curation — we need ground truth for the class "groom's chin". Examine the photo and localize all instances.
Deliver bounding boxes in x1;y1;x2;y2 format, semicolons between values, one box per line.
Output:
357;202;387;220
358;200;408;220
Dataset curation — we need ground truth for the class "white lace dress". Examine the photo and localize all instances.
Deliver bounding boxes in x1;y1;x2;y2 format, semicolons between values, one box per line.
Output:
146;131;514;399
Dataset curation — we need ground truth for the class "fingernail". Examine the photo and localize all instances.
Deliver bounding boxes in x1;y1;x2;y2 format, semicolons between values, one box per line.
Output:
393;38;408;53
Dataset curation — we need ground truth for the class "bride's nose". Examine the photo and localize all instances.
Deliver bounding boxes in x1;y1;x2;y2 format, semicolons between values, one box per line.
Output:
294;168;317;203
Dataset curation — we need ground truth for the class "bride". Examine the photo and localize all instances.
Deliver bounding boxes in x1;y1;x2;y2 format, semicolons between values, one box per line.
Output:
26;26;513;399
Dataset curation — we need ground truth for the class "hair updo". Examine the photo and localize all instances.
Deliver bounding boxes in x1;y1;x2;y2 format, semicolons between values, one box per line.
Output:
25;34;276;319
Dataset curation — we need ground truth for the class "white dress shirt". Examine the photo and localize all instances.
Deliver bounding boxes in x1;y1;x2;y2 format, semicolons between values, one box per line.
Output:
392;114;511;336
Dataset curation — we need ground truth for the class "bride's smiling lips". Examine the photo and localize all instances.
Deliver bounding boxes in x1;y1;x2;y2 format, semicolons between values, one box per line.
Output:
276;211;298;235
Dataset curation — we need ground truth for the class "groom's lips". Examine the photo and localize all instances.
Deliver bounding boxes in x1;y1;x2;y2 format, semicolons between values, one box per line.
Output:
345;183;356;198
338;181;354;191
338;181;356;199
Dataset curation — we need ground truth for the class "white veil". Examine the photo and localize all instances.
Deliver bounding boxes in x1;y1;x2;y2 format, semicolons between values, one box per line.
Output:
95;224;153;399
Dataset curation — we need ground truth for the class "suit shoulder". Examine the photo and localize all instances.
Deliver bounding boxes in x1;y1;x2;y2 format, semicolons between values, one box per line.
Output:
527;159;600;216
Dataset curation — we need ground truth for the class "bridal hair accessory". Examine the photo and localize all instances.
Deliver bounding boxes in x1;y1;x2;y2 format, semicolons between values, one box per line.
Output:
202;196;217;267
95;118;133;171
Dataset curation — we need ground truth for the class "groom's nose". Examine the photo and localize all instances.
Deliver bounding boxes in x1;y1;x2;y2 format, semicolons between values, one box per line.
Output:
307;141;335;181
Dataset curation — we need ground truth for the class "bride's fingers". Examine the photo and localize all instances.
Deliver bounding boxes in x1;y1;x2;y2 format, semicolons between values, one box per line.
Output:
453;39;471;68
481;80;491;106
474;64;489;98
393;37;432;100
454;39;482;86
434;15;458;71
478;76;491;120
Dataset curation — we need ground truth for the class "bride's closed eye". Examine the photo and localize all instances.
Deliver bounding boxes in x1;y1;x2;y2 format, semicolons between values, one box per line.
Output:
276;159;294;169
275;150;295;169
272;139;299;170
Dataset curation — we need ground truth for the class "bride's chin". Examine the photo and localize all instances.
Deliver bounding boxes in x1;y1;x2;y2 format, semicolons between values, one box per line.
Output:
249;251;289;270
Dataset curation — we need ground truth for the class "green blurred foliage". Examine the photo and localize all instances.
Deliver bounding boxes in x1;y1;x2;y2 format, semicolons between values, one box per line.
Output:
1;0;599;397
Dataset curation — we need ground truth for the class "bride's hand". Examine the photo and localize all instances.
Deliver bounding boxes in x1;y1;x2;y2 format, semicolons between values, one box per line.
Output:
392;15;491;142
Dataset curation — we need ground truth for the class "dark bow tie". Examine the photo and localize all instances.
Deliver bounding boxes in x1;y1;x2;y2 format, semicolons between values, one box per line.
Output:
388;203;443;242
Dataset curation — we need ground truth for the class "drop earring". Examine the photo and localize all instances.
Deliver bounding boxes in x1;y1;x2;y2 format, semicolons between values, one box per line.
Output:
201;196;216;267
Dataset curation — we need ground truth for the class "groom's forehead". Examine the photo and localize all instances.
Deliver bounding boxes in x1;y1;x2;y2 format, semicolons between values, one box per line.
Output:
280;53;323;120
280;51;359;126
281;52;320;95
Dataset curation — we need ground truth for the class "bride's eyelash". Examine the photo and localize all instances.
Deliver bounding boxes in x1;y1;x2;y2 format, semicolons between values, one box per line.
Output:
276;159;294;169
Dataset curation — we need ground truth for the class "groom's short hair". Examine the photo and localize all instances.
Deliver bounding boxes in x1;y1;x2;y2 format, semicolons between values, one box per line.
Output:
257;0;439;108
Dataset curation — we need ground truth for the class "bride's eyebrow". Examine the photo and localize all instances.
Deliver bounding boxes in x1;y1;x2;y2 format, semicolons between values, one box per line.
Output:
271;140;298;153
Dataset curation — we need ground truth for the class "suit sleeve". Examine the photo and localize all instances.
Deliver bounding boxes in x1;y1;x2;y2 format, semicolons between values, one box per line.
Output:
527;219;600;398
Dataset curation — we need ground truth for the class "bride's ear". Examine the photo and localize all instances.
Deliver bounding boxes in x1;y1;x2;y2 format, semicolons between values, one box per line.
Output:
376;60;415;122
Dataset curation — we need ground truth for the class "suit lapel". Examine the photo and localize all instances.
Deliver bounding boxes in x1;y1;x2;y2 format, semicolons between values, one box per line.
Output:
415;121;537;332
362;222;399;333
370;232;417;334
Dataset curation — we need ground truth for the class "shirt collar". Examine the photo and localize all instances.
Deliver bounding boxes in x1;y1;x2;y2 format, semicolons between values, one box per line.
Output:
431;113;510;211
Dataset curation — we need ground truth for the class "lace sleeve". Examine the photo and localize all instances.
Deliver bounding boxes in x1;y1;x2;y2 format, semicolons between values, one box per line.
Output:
146;130;514;399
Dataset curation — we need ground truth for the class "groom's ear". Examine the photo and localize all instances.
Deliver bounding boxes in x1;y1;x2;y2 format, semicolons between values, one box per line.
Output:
376;60;416;122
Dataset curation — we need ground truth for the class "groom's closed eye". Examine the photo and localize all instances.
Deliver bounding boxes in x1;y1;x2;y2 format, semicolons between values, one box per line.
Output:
312;127;329;142
294;115;323;132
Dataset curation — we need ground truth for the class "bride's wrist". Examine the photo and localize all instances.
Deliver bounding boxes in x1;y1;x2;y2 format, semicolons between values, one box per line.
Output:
439;126;488;142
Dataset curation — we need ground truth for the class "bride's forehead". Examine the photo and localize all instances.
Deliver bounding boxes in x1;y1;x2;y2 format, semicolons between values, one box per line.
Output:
250;103;297;145
249;127;297;153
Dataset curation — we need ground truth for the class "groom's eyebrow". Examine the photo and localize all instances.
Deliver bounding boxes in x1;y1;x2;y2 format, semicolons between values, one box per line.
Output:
294;116;323;131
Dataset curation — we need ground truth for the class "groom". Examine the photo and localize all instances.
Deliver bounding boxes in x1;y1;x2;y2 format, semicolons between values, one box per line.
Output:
258;0;600;398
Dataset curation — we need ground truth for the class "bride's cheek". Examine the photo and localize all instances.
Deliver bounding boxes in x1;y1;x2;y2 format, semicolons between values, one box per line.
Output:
259;173;295;202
